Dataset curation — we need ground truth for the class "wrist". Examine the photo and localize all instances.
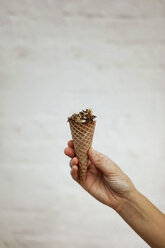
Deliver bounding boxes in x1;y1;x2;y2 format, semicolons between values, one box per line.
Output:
115;188;139;214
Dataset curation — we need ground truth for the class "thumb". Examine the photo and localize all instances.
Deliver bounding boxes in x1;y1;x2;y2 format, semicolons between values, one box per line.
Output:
88;148;114;174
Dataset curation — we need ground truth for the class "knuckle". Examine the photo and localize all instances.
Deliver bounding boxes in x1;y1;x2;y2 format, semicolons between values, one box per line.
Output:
95;153;104;163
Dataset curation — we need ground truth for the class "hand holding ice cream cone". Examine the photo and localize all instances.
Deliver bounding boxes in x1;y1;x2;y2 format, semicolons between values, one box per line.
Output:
65;109;135;209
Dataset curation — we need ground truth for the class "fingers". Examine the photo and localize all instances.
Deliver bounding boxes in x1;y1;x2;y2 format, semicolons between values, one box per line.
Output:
69;157;78;168
64;140;74;158
70;165;79;182
64;140;79;182
64;147;74;158
67;140;74;148
69;157;79;182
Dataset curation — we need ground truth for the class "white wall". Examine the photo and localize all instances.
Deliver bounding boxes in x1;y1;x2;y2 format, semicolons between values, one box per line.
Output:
0;1;165;247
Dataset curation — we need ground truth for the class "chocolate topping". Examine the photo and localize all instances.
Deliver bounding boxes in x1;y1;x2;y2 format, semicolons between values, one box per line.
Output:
68;109;96;123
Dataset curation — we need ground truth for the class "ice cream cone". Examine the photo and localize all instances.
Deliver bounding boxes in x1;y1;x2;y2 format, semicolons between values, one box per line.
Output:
69;120;96;185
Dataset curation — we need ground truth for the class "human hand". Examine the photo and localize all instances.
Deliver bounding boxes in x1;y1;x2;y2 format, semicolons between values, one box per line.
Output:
64;140;136;210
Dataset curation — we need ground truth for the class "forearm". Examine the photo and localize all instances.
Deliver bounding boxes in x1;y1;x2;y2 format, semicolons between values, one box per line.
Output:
116;189;165;248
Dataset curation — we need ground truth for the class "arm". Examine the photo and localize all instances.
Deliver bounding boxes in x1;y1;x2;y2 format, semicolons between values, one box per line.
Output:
117;190;165;248
64;140;165;248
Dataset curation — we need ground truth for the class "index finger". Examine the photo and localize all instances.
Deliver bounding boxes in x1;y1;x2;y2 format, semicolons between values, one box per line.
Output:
67;140;74;148
64;147;74;158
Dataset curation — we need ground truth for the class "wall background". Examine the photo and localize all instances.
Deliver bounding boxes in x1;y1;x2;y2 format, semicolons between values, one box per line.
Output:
0;1;165;247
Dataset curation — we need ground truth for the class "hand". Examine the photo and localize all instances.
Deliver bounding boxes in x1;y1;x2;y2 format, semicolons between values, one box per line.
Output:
64;140;136;210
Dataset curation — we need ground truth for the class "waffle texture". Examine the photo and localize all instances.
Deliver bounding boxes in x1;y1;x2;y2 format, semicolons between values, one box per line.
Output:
69;120;96;185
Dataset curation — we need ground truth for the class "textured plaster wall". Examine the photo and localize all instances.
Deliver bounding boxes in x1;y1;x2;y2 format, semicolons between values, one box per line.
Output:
0;1;165;248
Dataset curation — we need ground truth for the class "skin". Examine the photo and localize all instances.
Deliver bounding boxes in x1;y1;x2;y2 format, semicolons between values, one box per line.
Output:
64;140;165;248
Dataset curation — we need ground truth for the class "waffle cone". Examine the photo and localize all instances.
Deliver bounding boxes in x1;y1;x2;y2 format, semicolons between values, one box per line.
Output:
69;120;96;185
